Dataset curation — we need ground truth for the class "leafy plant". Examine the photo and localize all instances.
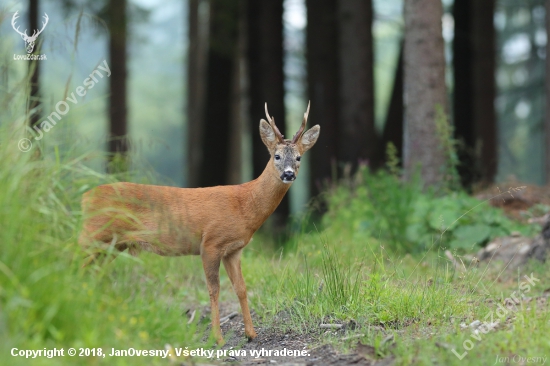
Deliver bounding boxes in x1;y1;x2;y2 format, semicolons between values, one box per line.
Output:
322;167;537;253
321;167;418;252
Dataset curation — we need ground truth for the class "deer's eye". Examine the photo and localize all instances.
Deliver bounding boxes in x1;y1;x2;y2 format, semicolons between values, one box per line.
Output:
296;156;301;161
274;155;281;160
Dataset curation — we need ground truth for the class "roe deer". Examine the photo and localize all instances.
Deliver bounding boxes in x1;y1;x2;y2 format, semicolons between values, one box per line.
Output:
79;102;320;344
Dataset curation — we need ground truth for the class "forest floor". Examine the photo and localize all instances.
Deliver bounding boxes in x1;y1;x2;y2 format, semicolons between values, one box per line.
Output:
3;143;550;366
198;275;550;366
476;183;550;220
206;302;387;366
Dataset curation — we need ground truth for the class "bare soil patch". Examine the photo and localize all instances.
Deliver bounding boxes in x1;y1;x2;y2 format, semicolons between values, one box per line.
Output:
475;183;550;220
219;311;377;365
192;304;390;365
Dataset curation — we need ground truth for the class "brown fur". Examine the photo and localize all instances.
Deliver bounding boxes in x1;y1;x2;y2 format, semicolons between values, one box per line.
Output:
79;106;320;344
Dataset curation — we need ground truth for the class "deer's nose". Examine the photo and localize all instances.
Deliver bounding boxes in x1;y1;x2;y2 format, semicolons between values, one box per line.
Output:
281;170;296;182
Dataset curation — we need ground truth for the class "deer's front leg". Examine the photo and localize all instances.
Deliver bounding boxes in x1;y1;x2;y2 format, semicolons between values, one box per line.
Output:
201;247;223;344
222;249;257;340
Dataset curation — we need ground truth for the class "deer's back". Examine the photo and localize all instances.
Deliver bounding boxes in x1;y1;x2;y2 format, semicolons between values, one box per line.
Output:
81;182;253;256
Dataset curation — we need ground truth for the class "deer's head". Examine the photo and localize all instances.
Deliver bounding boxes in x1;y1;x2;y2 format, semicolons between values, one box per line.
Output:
260;102;320;184
12;11;49;54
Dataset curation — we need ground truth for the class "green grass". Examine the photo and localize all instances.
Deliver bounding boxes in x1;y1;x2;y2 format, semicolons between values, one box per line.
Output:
242;217;550;365
0;138;216;365
0;120;549;365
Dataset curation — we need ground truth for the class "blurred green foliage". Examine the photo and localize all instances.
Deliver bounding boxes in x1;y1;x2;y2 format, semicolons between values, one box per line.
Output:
321;167;538;253
0;125;211;365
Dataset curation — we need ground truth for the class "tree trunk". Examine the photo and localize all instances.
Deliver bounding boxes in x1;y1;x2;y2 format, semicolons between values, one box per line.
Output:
28;0;41;128
337;0;376;173
547;0;550;184
306;0;339;195
472;0;497;185
377;42;404;167
403;0;448;187
453;0;497;187
452;0;475;186
107;0;128;172
246;0;289;224
227;0;247;186
199;0;239;187
187;0;209;187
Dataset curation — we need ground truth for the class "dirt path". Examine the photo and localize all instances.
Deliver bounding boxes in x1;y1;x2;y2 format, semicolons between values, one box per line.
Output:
210;307;389;366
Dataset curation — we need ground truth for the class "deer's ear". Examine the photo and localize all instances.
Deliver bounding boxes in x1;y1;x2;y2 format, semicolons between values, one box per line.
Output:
260;119;278;151
299;125;320;153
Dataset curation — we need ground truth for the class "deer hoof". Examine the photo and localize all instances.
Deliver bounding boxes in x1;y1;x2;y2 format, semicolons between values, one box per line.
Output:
246;329;258;341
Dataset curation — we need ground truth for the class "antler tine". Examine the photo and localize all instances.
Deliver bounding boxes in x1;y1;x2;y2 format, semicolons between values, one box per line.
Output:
39;13;49;33
264;103;285;142
264;102;272;123
30;13;49;40
11;11;28;37
291;100;310;143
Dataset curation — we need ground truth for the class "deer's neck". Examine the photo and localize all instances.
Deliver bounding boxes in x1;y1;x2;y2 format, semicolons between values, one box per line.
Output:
242;161;290;230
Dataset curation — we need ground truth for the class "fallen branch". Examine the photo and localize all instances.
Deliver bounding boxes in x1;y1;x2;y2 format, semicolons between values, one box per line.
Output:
220;311;239;324
342;334;365;341
187;309;196;325
320;323;343;329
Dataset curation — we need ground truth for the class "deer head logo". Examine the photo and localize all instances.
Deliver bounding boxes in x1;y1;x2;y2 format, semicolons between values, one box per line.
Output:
11;11;49;54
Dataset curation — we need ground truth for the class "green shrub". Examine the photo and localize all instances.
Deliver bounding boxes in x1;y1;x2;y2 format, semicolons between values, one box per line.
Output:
321;167;537;253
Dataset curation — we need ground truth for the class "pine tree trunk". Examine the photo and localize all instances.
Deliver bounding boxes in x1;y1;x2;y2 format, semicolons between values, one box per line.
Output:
199;0;239;187
187;0;209;187
227;0;247;186
547;0;550;184
453;0;475;186
307;0;339;195
28;0;41;128
453;0;497;187
377;43;404;167
472;0;497;184
246;0;289;223
107;0;128;172
337;0;376;173
403;0;448;187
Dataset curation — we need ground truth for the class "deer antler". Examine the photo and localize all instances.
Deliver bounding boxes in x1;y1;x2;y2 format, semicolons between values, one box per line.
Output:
264;103;285;143
29;13;49;41
11;11;28;39
291;101;310;144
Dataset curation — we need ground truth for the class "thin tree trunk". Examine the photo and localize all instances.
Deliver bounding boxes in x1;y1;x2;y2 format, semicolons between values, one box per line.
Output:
337;0;376;172
107;0;128;172
28;0;41;128
199;0;239;187
247;0;285;179
453;0;497;187
306;0;339;195
453;0;475;186
187;0;209;187
403;0;448;187
377;42;404;167
227;0;247;185
472;0;497;184
246;0;289;223
547;0;550;184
